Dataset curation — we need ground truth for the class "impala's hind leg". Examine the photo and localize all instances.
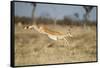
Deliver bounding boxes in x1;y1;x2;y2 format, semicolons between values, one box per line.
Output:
47;42;55;47
47;40;62;47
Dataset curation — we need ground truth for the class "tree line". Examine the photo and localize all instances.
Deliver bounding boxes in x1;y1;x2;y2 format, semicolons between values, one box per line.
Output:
14;16;96;26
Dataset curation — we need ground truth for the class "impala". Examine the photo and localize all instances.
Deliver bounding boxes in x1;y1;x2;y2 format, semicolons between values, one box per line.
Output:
24;24;72;47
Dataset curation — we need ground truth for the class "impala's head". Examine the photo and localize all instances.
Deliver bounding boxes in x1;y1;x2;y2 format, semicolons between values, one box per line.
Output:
24;25;34;30
24;24;41;33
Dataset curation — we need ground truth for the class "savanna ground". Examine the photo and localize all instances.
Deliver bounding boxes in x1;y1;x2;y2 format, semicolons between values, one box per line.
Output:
15;24;97;66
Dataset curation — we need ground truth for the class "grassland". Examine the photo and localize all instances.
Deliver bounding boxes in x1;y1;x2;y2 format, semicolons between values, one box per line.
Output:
15;24;97;66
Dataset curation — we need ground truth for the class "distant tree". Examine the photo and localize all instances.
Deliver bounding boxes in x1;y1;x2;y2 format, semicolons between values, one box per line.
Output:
82;6;94;27
51;7;57;26
53;17;57;26
31;2;37;23
37;12;53;24
83;6;93;21
74;13;79;18
63;16;72;25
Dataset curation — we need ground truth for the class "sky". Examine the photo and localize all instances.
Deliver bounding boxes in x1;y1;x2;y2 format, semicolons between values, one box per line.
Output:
14;2;97;21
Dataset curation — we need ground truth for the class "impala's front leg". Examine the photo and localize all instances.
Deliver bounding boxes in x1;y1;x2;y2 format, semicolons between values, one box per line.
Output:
63;37;69;46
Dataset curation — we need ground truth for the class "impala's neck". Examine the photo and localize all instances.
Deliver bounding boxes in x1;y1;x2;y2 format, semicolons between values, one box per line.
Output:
30;24;46;34
30;25;39;31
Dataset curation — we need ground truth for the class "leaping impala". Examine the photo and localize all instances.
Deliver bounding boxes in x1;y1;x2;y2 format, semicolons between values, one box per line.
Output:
24;24;72;47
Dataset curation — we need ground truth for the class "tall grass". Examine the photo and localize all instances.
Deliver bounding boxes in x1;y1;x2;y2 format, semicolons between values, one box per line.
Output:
15;24;97;66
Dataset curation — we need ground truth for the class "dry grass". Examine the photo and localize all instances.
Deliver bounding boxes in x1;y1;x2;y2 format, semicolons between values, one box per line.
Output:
15;24;97;66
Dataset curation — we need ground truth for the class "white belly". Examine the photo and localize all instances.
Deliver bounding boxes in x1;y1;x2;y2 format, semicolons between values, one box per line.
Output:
48;35;65;40
48;35;58;40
